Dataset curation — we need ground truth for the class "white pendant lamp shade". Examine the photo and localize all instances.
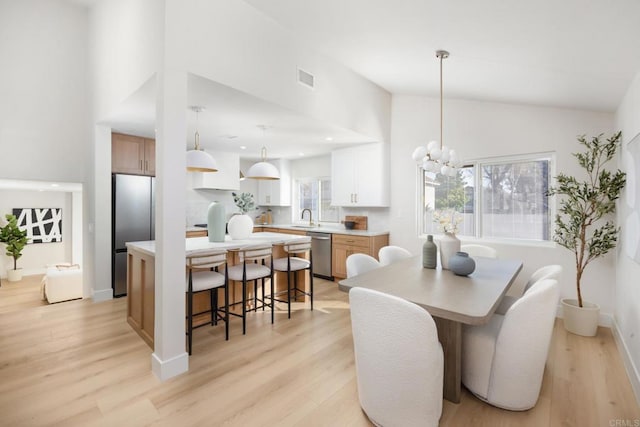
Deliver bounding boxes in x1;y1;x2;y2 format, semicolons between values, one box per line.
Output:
246;145;280;180
186;106;218;172
411;50;462;177
187;146;218;172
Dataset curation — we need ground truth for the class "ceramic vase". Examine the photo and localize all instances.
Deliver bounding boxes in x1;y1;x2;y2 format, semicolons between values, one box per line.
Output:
439;232;460;270
207;201;226;242
422;235;437;269
227;213;253;240
449;251;476;276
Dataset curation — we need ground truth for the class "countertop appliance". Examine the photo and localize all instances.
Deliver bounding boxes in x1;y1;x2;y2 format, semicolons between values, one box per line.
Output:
307;231;332;279
112;174;155;297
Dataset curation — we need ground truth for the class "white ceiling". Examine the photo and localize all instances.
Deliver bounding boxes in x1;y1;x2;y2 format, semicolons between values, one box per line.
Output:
98;0;640;159
244;0;640;112
105;74;377;161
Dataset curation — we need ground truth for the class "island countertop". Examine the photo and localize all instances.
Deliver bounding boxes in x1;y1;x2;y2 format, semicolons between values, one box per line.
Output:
126;232;310;257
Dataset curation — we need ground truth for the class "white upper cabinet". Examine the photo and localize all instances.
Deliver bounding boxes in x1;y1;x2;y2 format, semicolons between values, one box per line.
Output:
331;142;389;207
258;159;291;206
190;151;240;191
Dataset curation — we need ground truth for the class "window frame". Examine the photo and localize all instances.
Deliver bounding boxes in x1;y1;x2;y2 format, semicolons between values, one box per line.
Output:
417;151;556;245
293;176;340;224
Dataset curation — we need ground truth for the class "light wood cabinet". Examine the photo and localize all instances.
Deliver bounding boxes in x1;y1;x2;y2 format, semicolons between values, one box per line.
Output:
258;159;291;206
331;142;389;207
112;132;155;176
331;233;389;279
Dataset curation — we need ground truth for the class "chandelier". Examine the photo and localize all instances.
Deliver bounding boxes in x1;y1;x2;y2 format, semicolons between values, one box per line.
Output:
412;50;462;177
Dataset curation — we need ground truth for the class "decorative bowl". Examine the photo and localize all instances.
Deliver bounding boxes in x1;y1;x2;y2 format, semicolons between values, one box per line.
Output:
344;221;356;230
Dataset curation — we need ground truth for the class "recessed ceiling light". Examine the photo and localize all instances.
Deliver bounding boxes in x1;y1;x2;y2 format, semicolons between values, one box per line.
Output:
51;184;59;187
325;137;333;141
299;152;305;156
240;146;246;150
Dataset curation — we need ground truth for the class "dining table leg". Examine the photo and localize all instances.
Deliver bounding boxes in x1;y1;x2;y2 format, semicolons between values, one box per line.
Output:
434;317;462;403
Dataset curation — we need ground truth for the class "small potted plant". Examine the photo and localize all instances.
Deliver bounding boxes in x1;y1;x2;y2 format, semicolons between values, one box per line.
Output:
228;192;257;240
548;132;626;336
0;214;29;282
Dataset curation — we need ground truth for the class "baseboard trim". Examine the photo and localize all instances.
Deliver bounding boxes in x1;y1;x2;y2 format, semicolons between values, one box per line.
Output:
611;318;640;407
92;288;113;302
151;351;189;381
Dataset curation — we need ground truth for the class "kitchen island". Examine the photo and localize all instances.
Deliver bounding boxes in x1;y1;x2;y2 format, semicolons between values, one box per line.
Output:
126;232;310;349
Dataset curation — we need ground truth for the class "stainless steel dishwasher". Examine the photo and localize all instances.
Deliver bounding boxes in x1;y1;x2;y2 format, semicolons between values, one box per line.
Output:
307;231;332;279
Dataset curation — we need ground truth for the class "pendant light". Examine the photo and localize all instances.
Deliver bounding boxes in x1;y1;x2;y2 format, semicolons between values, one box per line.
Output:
186;106;218;172
245;125;280;180
411;50;462;177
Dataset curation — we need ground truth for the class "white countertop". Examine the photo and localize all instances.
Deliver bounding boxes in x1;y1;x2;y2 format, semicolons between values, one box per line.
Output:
257;224;389;237
126;232;309;257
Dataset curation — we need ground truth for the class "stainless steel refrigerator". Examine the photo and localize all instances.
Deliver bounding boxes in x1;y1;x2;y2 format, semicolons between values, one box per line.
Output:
112;174;155;297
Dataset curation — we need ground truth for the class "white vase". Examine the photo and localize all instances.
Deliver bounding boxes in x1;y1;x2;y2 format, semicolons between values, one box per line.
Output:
562;298;600;337
227;214;253;240
7;268;22;282
439;232;460;270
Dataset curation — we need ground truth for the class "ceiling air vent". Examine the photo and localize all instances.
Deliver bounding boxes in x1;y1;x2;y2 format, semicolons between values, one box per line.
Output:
297;68;315;89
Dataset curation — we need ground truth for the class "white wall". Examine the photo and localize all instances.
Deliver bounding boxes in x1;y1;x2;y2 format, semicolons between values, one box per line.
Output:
88;0;164;122
0;190;72;277
0;0;89;183
390;95;616;314
615;71;640;400
165;0;391;144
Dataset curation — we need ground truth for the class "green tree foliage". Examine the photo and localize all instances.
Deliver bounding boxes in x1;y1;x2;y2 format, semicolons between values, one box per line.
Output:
0;214;29;270
548;132;626;307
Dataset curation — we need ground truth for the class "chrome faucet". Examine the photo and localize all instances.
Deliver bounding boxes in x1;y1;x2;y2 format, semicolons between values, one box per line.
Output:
301;208;313;226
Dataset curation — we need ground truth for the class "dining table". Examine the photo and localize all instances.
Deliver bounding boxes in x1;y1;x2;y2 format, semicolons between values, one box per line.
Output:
338;255;523;403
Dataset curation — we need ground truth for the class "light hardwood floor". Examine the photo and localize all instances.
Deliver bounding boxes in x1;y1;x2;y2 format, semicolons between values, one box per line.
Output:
0;277;638;426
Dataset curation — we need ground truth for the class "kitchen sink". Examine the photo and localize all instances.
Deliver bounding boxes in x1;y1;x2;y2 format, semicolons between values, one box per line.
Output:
291;225;317;229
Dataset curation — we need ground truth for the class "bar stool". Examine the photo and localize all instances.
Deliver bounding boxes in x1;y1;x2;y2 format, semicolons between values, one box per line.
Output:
271;237;313;318
227;244;274;335
186;248;229;355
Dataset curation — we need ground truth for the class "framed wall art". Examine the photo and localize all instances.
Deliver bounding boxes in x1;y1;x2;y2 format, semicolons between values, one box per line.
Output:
12;208;62;244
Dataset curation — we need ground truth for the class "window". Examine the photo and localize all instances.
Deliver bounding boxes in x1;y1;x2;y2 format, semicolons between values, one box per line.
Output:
295;177;339;223
420;154;553;241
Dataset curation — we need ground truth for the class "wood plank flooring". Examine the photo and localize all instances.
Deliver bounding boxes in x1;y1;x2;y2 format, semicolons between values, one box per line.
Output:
0;277;638;426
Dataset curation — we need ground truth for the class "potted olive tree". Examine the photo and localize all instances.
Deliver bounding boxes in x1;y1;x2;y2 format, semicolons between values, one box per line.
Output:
0;214;29;282
548;132;626;336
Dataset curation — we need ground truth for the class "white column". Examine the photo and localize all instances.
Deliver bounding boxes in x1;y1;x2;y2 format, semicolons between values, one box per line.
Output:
152;70;189;380
91;125;113;302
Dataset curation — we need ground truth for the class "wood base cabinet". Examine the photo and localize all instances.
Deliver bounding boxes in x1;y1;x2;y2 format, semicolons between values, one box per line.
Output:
331;233;389;279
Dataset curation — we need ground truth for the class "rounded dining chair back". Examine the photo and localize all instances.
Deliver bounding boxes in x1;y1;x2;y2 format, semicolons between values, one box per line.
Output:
522;264;563;294
378;245;412;266
349;287;443;426
460;244;498;258
346;253;380;278
462;278;559;410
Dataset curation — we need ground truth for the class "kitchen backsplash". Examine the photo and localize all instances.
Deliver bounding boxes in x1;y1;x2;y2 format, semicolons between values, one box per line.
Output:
186;188;390;230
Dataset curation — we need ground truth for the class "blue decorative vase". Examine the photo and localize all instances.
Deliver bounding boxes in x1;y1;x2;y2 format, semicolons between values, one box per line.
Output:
207;201;225;242
449;251;476;276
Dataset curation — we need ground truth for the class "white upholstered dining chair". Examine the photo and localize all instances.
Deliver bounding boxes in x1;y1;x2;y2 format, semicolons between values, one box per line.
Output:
349;287;443;426
378;245;412;266
495;264;562;315
462;278;559;410
346;253;380;278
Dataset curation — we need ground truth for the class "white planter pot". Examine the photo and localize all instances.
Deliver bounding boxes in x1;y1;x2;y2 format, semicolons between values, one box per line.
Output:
562;298;600;337
7;269;22;282
227;214;253;240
